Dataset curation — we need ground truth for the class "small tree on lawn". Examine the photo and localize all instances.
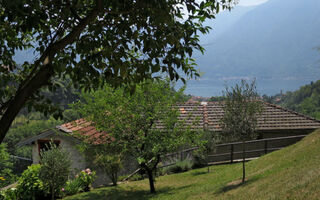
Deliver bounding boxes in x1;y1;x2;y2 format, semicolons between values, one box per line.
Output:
193;131;218;172
39;142;71;200
81;144;123;186
220;79;263;183
74;80;202;193
94;153;122;186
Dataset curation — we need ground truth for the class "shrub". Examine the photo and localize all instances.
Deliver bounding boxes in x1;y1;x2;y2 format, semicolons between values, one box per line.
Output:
94;154;122;186
62;179;82;196
0;144;16;188
60;168;96;198
75;168;96;192
16;164;49;200
166;157;193;174
39;142;71;200
0;188;18;200
192;152;208;169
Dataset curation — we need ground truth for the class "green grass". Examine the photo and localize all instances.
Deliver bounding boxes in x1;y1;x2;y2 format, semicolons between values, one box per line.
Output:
65;130;320;200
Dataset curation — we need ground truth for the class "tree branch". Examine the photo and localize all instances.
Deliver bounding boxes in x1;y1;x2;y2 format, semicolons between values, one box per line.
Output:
0;0;102;143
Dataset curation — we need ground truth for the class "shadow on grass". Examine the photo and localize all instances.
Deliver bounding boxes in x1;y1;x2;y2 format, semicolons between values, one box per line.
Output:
67;184;194;200
190;171;209;176
215;177;259;194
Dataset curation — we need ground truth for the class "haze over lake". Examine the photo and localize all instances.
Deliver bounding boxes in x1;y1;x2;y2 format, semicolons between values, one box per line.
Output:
181;0;320;97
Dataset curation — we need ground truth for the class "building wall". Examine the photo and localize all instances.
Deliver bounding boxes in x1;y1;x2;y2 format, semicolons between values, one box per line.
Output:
31;134;139;187
32;134;87;172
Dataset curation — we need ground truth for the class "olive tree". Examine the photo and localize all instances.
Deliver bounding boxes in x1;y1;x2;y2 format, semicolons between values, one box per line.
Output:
0;0;235;143
220;79;263;183
39;143;71;200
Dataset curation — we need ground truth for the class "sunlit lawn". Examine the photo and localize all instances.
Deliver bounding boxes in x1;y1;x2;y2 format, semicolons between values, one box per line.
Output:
65;130;320;200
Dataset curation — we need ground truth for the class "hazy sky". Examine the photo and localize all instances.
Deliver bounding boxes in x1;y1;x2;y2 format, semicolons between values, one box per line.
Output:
239;0;269;6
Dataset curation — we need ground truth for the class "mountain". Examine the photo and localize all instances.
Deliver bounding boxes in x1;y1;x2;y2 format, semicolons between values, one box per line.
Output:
185;0;320;96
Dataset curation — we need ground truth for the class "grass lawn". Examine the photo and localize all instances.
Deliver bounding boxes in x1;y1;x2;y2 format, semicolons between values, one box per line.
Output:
65;130;320;200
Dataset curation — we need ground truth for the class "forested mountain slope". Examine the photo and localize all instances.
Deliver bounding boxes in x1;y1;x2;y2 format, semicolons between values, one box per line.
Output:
264;80;320;120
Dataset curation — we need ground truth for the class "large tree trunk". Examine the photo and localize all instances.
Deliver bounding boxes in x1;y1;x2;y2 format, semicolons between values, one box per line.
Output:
147;168;156;193
0;64;54;143
242;140;246;183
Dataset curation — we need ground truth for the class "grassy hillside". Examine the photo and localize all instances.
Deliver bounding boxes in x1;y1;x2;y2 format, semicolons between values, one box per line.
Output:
65;129;320;200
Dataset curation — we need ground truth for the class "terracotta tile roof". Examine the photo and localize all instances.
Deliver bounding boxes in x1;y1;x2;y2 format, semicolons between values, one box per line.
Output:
56;102;320;142
58;118;107;144
203;101;320;131
175;102;205;130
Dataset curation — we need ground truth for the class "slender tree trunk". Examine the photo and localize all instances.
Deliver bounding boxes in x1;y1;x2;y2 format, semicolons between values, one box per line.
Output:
242;140;246;183
207;154;210;173
112;172;117;186
147;169;156;193
51;186;55;200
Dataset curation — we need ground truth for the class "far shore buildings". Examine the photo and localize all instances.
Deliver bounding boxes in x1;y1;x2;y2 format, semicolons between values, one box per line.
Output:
18;101;320;186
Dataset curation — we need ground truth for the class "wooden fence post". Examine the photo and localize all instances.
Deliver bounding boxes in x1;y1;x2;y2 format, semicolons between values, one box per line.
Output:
230;144;234;163
264;140;268;154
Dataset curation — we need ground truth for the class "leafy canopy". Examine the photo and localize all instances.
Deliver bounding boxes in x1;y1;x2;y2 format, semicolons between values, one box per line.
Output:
0;0;235;143
220;79;263;141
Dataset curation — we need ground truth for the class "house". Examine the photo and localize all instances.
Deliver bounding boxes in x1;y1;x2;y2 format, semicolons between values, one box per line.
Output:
17;118;138;187
177;101;320;138
17;101;320;185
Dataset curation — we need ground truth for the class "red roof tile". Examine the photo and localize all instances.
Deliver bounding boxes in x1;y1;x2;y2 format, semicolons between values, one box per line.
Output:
58;118;108;144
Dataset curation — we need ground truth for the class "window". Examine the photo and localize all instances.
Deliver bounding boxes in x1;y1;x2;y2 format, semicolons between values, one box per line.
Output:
37;140;60;156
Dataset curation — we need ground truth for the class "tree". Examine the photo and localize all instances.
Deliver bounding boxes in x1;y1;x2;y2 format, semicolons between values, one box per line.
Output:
74;80;202;193
193;130;218;172
220;79;262;183
80;143;123;186
39;143;71;200
93;152;123;186
0;0;235;143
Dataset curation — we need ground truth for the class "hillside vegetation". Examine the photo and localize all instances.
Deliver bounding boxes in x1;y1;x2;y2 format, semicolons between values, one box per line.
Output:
265;79;320;120
65;129;320;200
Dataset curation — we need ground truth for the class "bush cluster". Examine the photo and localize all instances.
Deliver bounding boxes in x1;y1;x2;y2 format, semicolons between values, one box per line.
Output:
61;168;96;197
0;164;49;200
0;166;96;200
164;157;194;174
0;143;96;200
0;144;16;189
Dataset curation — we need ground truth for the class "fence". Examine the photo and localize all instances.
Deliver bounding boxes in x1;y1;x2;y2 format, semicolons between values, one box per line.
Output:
162;135;307;165
10;155;33;174
122;134;307;181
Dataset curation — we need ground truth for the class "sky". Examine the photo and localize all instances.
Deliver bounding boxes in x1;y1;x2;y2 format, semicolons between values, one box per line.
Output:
239;0;269;6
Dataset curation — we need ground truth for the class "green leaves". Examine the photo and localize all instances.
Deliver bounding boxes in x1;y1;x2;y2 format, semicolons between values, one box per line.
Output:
0;0;235;143
73;80;197;174
220;79;263;141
